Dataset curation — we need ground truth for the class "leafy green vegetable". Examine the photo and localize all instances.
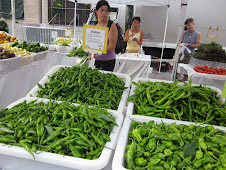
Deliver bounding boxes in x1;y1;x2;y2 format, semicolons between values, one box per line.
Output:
182;142;197;157
67;46;89;58
192;41;226;63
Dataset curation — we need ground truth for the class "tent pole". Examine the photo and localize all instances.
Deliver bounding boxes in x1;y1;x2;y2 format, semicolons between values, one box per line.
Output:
74;1;77;39
158;4;170;73
171;0;188;81
11;0;15;36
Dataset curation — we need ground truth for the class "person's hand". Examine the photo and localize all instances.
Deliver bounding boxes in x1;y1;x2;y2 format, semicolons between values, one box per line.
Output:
132;37;138;42
184;43;189;47
87;53;92;60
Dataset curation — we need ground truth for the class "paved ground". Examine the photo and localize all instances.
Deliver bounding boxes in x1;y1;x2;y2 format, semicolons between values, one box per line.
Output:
148;62;173;81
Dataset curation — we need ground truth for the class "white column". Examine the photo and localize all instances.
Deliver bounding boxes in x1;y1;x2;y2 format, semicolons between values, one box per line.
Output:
158;4;170;73
11;0;15;36
74;1;77;39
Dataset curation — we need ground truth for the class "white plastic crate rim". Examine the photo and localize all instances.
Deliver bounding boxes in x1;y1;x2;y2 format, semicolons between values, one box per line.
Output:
26;65;131;114
127;78;225;116
2;97;124;170
112;115;226;170
33;50;48;61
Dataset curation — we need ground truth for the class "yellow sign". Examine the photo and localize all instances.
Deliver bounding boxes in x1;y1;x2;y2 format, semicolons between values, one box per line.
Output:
207;28;218;39
83;24;108;54
222;80;226;98
65;30;72;37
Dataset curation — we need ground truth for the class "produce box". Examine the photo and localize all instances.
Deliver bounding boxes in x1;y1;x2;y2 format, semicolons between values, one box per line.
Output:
33;50;48;61
127;78;226;126
189;57;226;68
56;45;73;54
0;55;21;73
26;65;131;114
112;115;226;170
54;37;76;46
0;97;124;170
19;53;36;67
0;31;18;44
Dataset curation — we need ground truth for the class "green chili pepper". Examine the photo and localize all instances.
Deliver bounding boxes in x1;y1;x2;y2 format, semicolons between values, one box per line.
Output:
193;158;207;168
162;141;173;147
126;140;136;169
149;158;161;166
168;133;184;147
42;130;61;144
195;149;203;159
69;144;82;158
132;129;142;143
211;135;226;145
160;161;170;170
135;157;147;166
148;138;157;151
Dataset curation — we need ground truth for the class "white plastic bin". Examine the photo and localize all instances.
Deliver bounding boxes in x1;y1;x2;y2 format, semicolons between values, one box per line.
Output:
112;115;226;170
1;97;124;170
0;55;21;73
26;65;131;114
127;78;225;116
19;53;36;67
56;45;73;54
33;50;48;61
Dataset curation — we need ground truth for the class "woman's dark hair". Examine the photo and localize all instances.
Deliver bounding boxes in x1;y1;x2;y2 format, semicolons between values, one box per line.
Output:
96;0;110;11
132;17;141;23
185;18;194;25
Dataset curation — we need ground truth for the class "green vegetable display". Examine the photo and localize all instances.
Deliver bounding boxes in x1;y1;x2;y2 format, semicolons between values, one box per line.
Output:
67;46;89;58
128;80;226;126
12;40;48;53
35;65;127;110
125;120;226;170
192;41;226;63
0;100;117;159
60;42;70;46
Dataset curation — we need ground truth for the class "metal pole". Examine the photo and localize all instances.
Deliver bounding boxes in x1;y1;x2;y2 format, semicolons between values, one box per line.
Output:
11;0;15;36
171;0;188;81
158;4;170;73
74;1;77;39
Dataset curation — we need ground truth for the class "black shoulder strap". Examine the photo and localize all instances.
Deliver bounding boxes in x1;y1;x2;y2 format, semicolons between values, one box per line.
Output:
107;20;113;31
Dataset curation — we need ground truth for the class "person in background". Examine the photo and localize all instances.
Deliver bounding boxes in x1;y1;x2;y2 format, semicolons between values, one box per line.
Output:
87;0;118;71
123;17;144;54
178;18;201;81
180;18;201;64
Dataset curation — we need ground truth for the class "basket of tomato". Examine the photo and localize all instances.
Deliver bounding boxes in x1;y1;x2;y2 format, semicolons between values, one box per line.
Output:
194;66;226;75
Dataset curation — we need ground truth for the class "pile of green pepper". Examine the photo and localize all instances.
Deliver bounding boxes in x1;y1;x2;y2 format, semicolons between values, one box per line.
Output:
128;80;226;126
0;100;117;160
35;65;127;110
125;120;226;170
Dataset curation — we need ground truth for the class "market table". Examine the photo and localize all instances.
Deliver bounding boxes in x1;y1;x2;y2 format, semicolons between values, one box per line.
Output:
113;53;151;80
177;63;226;91
0;52;81;109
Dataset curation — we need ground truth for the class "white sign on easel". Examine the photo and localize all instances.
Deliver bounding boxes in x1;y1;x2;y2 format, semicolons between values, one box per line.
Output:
83;24;108;54
83;24;109;68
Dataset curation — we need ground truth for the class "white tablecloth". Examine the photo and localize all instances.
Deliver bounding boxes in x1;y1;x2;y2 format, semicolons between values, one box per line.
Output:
177;63;226;91
113;53;151;80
